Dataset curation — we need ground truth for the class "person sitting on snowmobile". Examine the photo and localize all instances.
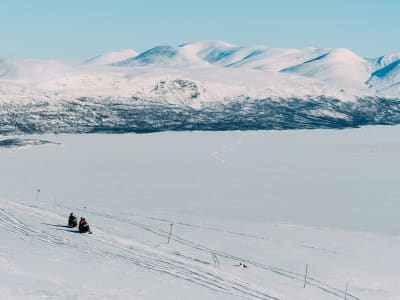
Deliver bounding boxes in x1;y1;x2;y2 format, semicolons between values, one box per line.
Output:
79;217;91;234
68;212;77;228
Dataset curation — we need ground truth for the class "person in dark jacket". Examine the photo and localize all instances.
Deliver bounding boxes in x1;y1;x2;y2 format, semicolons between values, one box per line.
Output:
79;217;91;234
68;212;77;228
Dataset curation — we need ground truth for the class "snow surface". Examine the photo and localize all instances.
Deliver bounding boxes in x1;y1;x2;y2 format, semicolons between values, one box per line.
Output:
85;49;138;65
1;126;400;299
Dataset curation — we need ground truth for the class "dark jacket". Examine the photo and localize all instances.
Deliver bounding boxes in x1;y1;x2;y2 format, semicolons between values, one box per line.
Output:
68;214;77;227
79;219;90;233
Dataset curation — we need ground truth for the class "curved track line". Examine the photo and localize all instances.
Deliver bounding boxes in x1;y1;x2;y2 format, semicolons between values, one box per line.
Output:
66;204;360;300
0;201;281;300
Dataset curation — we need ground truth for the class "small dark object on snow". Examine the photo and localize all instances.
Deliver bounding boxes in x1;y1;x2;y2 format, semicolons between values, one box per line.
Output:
68;212;77;228
239;262;248;268
79;217;92;234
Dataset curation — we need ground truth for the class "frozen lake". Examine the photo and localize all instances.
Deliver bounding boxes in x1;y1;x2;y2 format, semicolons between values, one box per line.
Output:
1;126;400;234
1;126;400;300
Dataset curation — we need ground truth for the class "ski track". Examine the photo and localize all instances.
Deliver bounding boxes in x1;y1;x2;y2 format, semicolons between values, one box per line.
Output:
0;200;281;300
209;136;290;175
64;203;360;300
209;137;247;169
124;212;337;254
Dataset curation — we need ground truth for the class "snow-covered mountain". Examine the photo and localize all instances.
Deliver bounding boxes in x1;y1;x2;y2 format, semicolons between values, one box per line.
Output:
281;48;371;89
85;49;138;65
0;41;400;134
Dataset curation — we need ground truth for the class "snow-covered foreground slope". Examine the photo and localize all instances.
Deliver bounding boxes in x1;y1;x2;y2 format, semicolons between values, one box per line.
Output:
1;41;400;134
1;127;400;299
2;198;399;300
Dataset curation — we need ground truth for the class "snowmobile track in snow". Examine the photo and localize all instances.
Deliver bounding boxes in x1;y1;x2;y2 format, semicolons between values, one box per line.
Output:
65;204;361;300
0;200;282;300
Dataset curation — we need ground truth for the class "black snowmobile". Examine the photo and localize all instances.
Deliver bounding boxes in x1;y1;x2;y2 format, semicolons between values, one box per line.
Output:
78;218;92;234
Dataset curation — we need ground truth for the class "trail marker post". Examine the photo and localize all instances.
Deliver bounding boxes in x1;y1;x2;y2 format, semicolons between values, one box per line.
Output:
345;281;349;300
303;264;308;288
167;223;173;244
212;252;220;268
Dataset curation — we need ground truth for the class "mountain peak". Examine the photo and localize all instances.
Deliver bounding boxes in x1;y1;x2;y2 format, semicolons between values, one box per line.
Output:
85;49;138;65
1;41;399;102
179;40;236;50
326;48;365;63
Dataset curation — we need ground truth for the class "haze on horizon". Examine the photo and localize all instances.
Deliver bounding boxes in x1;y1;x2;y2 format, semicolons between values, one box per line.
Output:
1;0;399;60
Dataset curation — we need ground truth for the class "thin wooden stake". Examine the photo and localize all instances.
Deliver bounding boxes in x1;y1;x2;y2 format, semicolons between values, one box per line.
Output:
167;223;173;244
303;264;308;288
345;281;348;300
212;252;219;268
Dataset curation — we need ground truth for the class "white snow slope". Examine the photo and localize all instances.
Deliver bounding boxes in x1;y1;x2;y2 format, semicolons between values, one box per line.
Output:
1;126;400;299
0;41;399;107
84;49;138;65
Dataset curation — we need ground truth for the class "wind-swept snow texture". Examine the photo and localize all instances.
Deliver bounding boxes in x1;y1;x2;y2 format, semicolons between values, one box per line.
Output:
1;41;400;134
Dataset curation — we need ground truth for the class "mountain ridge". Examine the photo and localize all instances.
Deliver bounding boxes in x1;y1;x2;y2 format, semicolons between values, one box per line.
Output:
0;40;399;134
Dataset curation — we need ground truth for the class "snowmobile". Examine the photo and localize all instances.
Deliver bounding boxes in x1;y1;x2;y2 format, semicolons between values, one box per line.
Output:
68;213;78;228
79;218;92;234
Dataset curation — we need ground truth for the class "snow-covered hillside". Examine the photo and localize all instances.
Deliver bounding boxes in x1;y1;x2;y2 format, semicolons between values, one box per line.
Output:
85;49;138;65
3;197;396;300
1;128;400;299
0;41;400;134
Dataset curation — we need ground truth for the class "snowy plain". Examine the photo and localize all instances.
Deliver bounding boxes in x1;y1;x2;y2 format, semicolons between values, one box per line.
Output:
1;126;400;299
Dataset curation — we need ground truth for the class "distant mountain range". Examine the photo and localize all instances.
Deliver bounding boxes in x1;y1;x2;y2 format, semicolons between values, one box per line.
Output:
1;40;399;134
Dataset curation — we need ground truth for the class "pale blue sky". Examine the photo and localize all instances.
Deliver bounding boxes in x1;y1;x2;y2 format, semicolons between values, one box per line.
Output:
1;0;399;59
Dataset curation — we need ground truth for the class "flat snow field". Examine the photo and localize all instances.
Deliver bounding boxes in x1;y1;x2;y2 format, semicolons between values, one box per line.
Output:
1;126;399;300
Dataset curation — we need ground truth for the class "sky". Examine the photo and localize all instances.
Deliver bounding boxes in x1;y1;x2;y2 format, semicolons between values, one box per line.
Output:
1;0;399;60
